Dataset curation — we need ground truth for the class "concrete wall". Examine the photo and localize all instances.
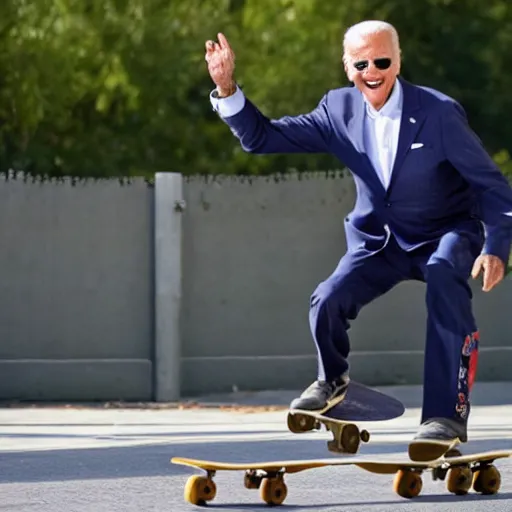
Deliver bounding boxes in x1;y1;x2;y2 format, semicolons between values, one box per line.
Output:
180;173;512;396
0;172;510;400
0;177;154;400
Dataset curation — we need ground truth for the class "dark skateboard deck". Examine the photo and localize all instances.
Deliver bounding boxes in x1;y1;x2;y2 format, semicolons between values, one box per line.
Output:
287;381;405;454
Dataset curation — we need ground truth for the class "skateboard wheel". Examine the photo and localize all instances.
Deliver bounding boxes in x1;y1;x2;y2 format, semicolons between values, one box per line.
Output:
393;470;422;499
360;429;371;443
342;424;361;454
472;465;501;495
260;476;287;506
184;475;217;505
327;424;361;454
446;466;472;495
244;470;262;490
287;413;316;433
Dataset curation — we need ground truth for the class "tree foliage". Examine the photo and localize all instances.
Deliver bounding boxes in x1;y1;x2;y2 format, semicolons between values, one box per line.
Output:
0;0;511;178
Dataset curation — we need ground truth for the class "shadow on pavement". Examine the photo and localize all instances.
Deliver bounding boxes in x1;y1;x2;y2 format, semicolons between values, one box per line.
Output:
204;492;512;509
0;437;511;484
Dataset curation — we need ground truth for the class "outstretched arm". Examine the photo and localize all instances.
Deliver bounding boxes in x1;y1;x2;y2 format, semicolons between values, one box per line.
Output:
440;100;512;291
205;33;332;154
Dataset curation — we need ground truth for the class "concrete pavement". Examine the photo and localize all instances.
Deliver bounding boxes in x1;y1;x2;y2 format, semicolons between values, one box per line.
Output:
0;382;511;511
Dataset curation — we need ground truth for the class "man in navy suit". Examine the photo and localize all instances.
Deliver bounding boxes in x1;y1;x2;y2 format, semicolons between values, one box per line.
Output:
205;20;512;460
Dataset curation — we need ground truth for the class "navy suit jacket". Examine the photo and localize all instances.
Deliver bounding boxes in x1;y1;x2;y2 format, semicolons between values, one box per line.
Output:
218;77;512;265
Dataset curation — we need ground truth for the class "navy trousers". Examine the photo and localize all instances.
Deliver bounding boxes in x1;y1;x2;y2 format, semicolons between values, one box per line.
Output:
309;229;483;424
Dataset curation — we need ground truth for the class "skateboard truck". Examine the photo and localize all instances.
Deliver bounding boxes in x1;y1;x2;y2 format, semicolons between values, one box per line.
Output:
244;469;264;489
287;412;370;454
431;448;462;482
324;420;371;454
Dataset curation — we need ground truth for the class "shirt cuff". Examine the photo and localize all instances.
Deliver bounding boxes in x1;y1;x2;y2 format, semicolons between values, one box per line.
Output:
210;86;246;118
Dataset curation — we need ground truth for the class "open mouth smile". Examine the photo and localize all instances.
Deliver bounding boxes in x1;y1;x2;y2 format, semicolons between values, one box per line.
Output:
364;80;383;89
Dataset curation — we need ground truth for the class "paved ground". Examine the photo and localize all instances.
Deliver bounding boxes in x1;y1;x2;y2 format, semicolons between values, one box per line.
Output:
0;382;512;511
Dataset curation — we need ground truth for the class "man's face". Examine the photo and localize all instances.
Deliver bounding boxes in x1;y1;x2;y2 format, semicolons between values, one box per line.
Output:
344;31;400;111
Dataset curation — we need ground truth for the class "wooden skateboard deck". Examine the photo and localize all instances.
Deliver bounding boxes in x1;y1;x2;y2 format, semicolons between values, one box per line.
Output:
287;381;405;455
171;449;512;506
408;437;462;462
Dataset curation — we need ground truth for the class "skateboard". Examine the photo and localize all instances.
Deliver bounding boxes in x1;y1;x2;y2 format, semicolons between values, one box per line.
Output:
171;449;511;506
287;381;405;454
361;448;512;499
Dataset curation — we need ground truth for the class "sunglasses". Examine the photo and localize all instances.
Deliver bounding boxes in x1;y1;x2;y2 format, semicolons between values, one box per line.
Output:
353;58;392;71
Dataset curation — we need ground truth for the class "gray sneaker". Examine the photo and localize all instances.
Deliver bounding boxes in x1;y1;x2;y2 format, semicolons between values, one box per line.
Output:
289;373;350;412
408;417;467;461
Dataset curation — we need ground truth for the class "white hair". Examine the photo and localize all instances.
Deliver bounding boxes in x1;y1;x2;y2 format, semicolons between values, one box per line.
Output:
342;20;401;63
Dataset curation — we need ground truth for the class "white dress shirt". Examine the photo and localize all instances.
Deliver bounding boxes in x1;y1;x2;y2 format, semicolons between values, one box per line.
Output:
362;80;403;189
209;80;403;189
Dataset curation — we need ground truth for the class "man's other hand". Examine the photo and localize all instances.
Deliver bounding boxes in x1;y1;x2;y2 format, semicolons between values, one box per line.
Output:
205;33;236;97
471;254;505;292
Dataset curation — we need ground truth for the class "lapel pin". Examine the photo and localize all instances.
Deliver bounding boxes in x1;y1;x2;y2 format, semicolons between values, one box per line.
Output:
409;117;416;123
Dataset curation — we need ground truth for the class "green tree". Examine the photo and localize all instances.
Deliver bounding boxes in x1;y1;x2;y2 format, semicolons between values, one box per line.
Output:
0;0;510;179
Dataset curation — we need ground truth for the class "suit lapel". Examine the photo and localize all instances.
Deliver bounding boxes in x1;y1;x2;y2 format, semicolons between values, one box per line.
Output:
346;92;366;154
387;78;426;192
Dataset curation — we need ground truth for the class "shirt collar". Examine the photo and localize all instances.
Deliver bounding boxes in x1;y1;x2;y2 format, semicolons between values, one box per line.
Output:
364;78;403;119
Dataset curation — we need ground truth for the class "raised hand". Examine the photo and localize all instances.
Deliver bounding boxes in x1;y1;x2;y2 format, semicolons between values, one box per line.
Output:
205;33;236;97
